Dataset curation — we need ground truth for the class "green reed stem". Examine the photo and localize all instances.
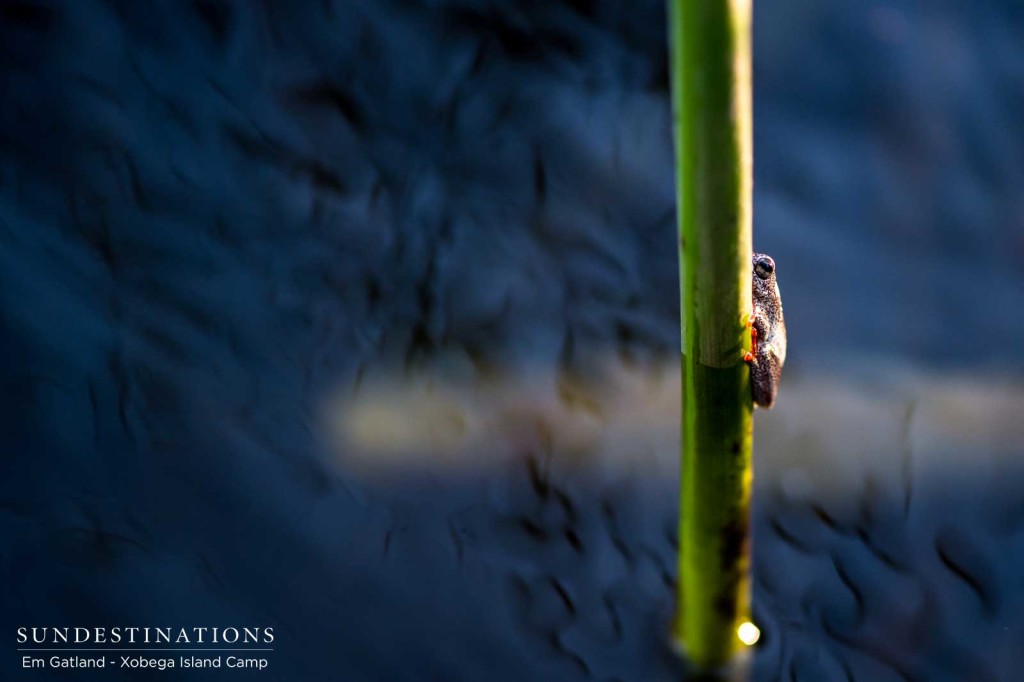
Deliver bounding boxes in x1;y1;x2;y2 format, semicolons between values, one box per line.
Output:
669;0;755;670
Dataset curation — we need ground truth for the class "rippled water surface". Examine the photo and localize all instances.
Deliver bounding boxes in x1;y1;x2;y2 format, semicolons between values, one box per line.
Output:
1;1;1023;680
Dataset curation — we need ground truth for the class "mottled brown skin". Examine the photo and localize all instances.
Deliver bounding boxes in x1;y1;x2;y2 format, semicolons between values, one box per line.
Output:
745;253;786;408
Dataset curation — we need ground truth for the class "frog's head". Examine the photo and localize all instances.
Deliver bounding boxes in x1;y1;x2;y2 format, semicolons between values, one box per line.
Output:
752;253;778;304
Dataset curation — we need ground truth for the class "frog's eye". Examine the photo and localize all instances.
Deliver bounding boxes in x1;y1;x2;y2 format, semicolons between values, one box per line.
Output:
754;257;775;280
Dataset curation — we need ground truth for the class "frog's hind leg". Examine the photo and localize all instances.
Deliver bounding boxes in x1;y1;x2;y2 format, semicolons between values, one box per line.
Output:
750;361;776;408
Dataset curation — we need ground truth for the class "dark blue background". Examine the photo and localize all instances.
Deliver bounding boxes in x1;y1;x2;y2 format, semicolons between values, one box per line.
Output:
1;1;1022;680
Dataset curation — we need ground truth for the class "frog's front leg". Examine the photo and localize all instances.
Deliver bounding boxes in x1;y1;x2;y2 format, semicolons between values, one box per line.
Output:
743;307;764;363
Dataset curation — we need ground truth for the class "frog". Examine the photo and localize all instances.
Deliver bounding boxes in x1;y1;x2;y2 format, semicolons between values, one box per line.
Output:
743;253;786;408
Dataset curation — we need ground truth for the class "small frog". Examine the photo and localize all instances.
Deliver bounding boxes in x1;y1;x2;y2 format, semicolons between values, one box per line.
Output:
743;253;787;408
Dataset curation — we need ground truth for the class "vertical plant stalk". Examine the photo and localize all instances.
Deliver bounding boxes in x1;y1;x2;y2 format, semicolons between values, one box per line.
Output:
670;0;754;670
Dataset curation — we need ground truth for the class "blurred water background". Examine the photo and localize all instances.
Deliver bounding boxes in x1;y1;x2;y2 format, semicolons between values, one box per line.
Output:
1;0;1023;680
